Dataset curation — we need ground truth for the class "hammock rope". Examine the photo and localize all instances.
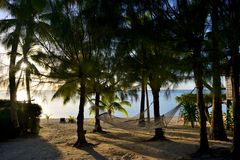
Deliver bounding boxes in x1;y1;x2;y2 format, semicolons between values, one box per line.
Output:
98;104;181;130
97;88;196;130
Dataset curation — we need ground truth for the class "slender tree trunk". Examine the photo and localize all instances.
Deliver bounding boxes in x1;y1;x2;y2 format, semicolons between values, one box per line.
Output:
205;107;211;125
9;27;21;130
93;92;103;132
23;27;33;104
193;47;209;153
139;79;145;125
210;0;227;140
146;85;150;122
152;88;160;122
149;86;165;140
74;81;88;147
230;45;240;157
9;53;19;129
25;69;31;103
211;72;227;140
191;121;194;128
195;78;209;152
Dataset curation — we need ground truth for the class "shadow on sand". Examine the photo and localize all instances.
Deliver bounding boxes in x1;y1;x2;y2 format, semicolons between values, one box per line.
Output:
80;144;107;160
88;128;232;160
0;136;60;160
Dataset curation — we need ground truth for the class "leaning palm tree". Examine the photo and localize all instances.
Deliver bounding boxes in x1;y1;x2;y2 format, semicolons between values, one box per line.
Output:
0;0;48;130
0;0;24;130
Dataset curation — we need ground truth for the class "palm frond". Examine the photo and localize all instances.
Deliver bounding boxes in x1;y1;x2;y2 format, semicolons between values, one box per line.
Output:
89;105;96;115
52;78;79;104
112;102;128;117
119;101;131;107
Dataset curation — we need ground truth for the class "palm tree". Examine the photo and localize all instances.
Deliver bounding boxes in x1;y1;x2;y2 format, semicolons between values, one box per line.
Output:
115;1;157;126
0;0;47;130
147;45;183;140
208;0;227;141
220;0;240;156
114;1;184;140
36;0;120;147
0;0;24;130
100;93;130;117
36;0;89;146
86;58;110;133
172;0;210;153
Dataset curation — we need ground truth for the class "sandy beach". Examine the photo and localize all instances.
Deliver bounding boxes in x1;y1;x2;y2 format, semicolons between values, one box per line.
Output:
0;119;232;160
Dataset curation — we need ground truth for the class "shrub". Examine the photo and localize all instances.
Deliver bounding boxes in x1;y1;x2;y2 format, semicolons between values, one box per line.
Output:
44;114;51;123
68;116;76;123
0;100;42;141
176;94;199;128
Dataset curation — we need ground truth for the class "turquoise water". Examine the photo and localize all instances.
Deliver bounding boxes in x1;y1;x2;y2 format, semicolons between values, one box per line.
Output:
0;90;196;118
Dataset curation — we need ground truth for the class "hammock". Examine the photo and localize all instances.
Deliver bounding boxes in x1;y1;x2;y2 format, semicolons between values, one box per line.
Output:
98;103;182;130
98;88;196;130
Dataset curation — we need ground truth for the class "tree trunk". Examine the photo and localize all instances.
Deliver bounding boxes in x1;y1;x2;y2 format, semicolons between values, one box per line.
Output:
230;45;240;157
211;72;227;140
149;87;166;140
152;88;160;121
210;0;227;140
193;47;209;153
9;27;21;130
205;107;211;125
23;26;33;104
74;81;88;147
146;85;150;122
93;92;103;132
139;80;145;126
191;121;195;128
9;53;19;130
25;69;31;103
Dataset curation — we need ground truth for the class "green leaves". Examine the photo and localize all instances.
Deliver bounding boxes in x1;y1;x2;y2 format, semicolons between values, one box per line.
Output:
31;0;46;12
99;94;131;117
52;78;79;104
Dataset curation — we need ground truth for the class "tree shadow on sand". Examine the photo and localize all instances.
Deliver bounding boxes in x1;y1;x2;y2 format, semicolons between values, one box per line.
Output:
88;130;232;159
0;136;60;160
80;144;107;160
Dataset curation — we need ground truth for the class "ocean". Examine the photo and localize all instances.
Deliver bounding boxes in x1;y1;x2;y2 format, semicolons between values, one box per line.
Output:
0;89;226;118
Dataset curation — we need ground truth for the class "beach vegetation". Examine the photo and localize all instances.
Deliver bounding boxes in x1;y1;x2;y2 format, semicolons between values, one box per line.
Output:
68;116;76;123
44;114;51;123
176;94;199;128
0;100;42;140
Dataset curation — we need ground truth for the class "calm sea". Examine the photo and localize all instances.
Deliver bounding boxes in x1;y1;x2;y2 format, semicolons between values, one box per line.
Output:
0;90;193;118
0;89;226;118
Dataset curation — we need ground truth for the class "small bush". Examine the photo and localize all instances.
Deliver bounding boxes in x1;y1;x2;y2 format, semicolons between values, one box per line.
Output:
68;116;76;123
44;114;51;123
0;100;42;141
